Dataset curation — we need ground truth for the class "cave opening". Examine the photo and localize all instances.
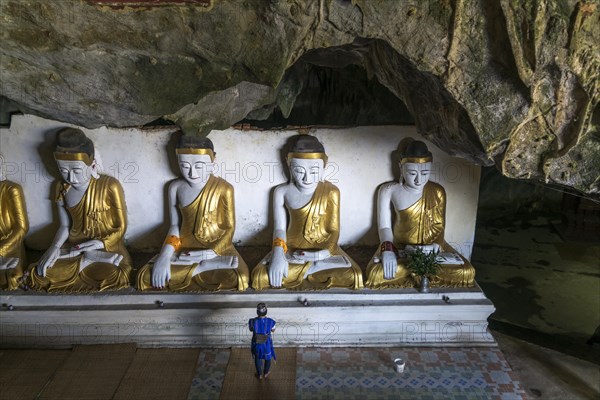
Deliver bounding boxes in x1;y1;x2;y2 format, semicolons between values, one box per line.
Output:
241;57;414;129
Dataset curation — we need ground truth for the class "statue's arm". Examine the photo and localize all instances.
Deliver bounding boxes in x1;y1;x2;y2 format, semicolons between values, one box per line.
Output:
377;184;394;243
1;184;28;252
424;186;446;245
37;200;70;275
378;184;397;279
272;185;287;242
160;181;182;256
98;179;128;250
219;183;235;245
152;181;180;288
326;186;341;248
269;185;288;286
51;202;71;249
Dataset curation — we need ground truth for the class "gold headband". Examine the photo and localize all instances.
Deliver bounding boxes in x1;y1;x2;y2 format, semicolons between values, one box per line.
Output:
54;152;94;166
287;152;328;165
176;148;215;161
401;156;432;164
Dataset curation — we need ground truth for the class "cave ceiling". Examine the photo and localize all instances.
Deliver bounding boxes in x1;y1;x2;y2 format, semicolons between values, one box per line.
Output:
0;0;598;196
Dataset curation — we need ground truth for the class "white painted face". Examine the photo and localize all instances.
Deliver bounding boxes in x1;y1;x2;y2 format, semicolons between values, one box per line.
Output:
57;160;95;189
290;158;324;192
178;153;213;185
401;162;431;191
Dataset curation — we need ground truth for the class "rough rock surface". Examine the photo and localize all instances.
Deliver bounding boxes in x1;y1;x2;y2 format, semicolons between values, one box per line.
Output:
0;0;598;195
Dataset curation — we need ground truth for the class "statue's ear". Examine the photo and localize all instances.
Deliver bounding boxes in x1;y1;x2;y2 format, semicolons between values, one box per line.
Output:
90;159;100;179
399;163;405;181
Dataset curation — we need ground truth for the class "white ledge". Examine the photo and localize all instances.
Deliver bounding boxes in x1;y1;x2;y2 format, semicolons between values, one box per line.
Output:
1;285;496;348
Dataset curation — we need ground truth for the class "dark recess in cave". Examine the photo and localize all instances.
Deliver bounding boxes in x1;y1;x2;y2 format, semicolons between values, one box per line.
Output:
242;63;415;129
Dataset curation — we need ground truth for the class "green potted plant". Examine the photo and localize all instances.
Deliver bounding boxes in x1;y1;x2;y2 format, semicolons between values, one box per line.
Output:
407;247;440;292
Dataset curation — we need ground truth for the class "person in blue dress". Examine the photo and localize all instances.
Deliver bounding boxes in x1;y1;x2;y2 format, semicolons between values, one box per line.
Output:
249;302;276;379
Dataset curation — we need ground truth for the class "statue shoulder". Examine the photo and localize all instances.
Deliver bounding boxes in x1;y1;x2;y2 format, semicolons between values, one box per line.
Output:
379;181;399;195
98;174;123;189
98;175;126;201
273;182;289;197
1;181;25;206
426;181;446;198
212;176;234;193
321;180;339;199
322;180;337;188
1;180;24;194
168;179;185;196
322;180;339;194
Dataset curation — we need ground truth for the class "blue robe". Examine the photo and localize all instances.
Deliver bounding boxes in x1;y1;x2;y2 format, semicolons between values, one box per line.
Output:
249;317;276;361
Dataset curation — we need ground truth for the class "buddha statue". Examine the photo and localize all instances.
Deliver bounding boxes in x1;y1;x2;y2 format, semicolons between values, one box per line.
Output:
28;128;132;292
251;135;363;290
136;135;249;291
365;140;475;289
0;154;29;290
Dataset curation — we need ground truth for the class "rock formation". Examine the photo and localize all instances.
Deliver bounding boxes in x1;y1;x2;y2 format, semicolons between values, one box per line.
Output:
1;0;598;195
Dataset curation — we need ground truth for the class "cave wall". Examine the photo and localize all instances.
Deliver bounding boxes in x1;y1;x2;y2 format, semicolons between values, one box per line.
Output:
0;0;597;195
0;114;480;257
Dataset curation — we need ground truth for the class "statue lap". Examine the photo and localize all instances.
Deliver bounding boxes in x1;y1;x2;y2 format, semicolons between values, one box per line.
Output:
28;176;132;292
136;250;249;292
30;256;130;292
136;176;249;292
251;247;362;291
366;243;476;289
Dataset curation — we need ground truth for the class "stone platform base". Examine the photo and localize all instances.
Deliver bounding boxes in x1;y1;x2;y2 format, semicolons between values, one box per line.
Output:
0;285;495;348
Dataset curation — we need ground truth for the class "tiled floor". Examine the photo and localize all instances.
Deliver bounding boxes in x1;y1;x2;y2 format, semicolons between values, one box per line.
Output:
297;347;525;400
186;346;527;400
188;349;231;400
4;338;597;399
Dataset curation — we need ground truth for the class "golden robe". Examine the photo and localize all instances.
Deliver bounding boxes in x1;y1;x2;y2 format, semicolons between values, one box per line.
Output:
137;175;249;291
0;181;29;290
252;181;363;290
366;182;475;288
29;175;132;292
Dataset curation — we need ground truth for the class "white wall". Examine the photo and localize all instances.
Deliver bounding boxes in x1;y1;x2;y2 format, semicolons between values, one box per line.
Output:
0;115;481;259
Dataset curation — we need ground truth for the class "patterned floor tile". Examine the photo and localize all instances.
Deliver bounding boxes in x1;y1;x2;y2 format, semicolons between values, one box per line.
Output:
296;347;527;400
187;348;230;400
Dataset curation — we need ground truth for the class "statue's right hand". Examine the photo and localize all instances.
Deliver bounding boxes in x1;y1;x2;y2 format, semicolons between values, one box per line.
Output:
268;248;289;288
184;249;217;259
382;250;398;280
151;255;171;289
37;246;61;277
